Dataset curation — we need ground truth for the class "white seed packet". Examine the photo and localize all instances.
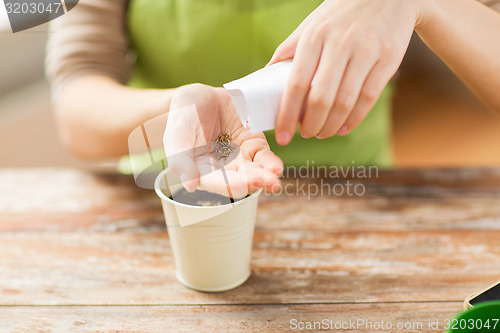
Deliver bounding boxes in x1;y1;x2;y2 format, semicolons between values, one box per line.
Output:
223;60;293;133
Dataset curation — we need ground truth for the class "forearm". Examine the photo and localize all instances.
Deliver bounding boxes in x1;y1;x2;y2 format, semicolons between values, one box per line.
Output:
415;0;500;110
55;75;175;159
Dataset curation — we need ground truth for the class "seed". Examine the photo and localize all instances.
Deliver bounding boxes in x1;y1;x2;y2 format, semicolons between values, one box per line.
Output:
212;133;236;160
216;133;231;143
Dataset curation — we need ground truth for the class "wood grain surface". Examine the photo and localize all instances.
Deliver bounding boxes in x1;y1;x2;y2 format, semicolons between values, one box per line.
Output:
1;168;500;332
0;303;462;333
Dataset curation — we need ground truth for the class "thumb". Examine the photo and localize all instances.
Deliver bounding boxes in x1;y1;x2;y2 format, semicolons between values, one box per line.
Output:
266;13;313;67
166;152;201;193
164;104;204;192
267;35;298;67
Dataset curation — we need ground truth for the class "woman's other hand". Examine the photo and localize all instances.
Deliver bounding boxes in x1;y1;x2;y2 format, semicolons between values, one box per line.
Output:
164;84;283;198
269;0;421;144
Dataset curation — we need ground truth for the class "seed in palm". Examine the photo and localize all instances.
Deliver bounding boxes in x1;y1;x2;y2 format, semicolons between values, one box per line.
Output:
212;133;236;160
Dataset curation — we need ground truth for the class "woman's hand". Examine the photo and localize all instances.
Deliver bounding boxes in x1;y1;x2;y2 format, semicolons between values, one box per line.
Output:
269;0;421;144
164;84;283;198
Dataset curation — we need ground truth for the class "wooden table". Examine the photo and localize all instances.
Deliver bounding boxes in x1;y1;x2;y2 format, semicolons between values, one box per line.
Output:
1;168;500;332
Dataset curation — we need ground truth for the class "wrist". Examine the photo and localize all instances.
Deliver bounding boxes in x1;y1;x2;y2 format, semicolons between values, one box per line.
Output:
141;88;175;120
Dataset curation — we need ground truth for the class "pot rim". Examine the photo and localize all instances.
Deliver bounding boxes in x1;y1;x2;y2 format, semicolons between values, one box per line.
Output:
154;168;263;209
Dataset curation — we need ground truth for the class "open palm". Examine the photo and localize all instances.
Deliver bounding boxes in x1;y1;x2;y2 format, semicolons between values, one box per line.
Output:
164;84;283;198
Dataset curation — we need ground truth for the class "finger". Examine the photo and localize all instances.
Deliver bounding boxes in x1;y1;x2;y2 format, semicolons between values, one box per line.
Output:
217;158;281;196
317;55;376;139
237;161;271;193
197;151;260;199
199;163;260;199
275;29;322;145
338;61;394;136
299;44;350;138
253;149;284;176
261;168;282;193
238;161;281;193
199;170;247;199
238;136;284;176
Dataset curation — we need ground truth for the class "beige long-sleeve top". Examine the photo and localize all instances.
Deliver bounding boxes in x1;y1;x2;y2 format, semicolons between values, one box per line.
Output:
45;0;500;99
45;0;130;99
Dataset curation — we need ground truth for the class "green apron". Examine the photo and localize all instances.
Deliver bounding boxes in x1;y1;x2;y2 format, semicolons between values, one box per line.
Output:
125;0;393;168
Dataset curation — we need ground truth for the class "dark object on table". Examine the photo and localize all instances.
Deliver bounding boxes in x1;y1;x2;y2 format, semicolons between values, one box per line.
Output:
466;281;500;308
